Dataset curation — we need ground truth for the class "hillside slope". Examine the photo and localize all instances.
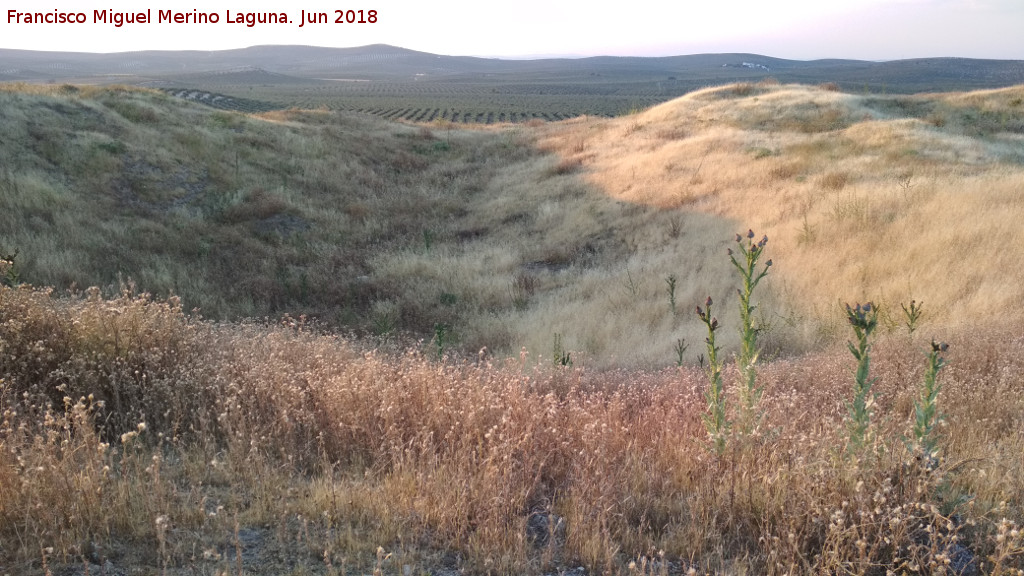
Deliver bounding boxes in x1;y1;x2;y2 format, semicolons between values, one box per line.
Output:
3;82;1024;367
0;83;669;365
538;82;1024;345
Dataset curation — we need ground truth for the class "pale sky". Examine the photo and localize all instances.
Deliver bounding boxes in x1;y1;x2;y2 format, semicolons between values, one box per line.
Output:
1;0;1022;60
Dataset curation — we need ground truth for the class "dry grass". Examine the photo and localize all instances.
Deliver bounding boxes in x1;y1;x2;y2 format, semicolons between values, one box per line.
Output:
3;82;1024;572
7;81;1023;368
2;284;1024;574
0;83;727;368
534;83;1024;354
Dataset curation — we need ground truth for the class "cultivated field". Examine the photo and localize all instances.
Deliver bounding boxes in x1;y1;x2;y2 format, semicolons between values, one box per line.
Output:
2;78;1024;575
175;80;659;122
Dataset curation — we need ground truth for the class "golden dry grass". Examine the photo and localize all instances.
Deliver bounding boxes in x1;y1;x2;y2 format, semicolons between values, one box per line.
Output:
5;82;1022;368
533;84;1024;357
3;82;1024;573
2;284;1024;574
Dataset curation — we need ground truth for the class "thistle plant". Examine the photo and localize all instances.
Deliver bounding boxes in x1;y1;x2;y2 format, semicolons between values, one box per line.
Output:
845;302;878;453
696;297;728;454
902;300;924;334
728;230;772;434
553;333;572;367
0;249;19;287
911;340;948;463
433;323;450;360
666;274;678;315
674;338;688;367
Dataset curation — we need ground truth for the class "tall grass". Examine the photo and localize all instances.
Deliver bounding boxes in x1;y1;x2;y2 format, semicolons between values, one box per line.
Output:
3;282;1024;574
6;82;1024;369
536;83;1024;357
4;81;1024;574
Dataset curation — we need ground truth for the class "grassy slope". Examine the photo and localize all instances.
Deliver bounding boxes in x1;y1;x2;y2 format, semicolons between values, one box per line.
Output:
0;83;601;344
1;83;722;367
3;82;1024;368
2;82;1024;575
536;82;1024;357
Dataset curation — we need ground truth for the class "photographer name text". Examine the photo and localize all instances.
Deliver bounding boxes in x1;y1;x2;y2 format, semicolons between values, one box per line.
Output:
6;8;378;28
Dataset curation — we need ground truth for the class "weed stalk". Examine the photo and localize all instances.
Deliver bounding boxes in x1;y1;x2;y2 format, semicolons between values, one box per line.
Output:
902;300;924;335
697;297;728;454
553;333;572;367
433;323;449;360
845;302;878;453
1;248;20;287
728;230;772;434
911;340;948;463
666;274;678;315
674;338;688;367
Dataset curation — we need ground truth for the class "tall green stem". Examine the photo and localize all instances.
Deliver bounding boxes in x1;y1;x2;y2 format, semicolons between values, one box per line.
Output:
912;340;948;463
728;230;772;435
845;302;878;453
697;297;728;455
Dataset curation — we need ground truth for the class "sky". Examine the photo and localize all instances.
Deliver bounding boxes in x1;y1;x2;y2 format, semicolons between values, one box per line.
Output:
1;0;1023;60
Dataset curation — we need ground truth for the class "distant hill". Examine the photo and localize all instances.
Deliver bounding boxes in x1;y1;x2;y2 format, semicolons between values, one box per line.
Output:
2;44;1023;93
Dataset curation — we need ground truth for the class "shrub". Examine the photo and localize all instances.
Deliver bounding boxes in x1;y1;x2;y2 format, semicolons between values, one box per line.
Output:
820;171;850;191
0;249;19;286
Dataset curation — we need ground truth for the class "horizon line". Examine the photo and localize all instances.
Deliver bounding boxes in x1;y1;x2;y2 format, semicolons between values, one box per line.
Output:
2;43;1022;63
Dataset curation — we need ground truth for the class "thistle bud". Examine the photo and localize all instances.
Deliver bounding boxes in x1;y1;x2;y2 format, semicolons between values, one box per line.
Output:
747;229;755;239
735;234;742;242
711;318;719;330
705;296;713;307
727;248;733;256
766;259;773;267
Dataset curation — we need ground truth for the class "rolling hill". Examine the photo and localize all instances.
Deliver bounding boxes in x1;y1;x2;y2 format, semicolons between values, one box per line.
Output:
2;44;1023;89
3;75;1024;576
2;80;1023;366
